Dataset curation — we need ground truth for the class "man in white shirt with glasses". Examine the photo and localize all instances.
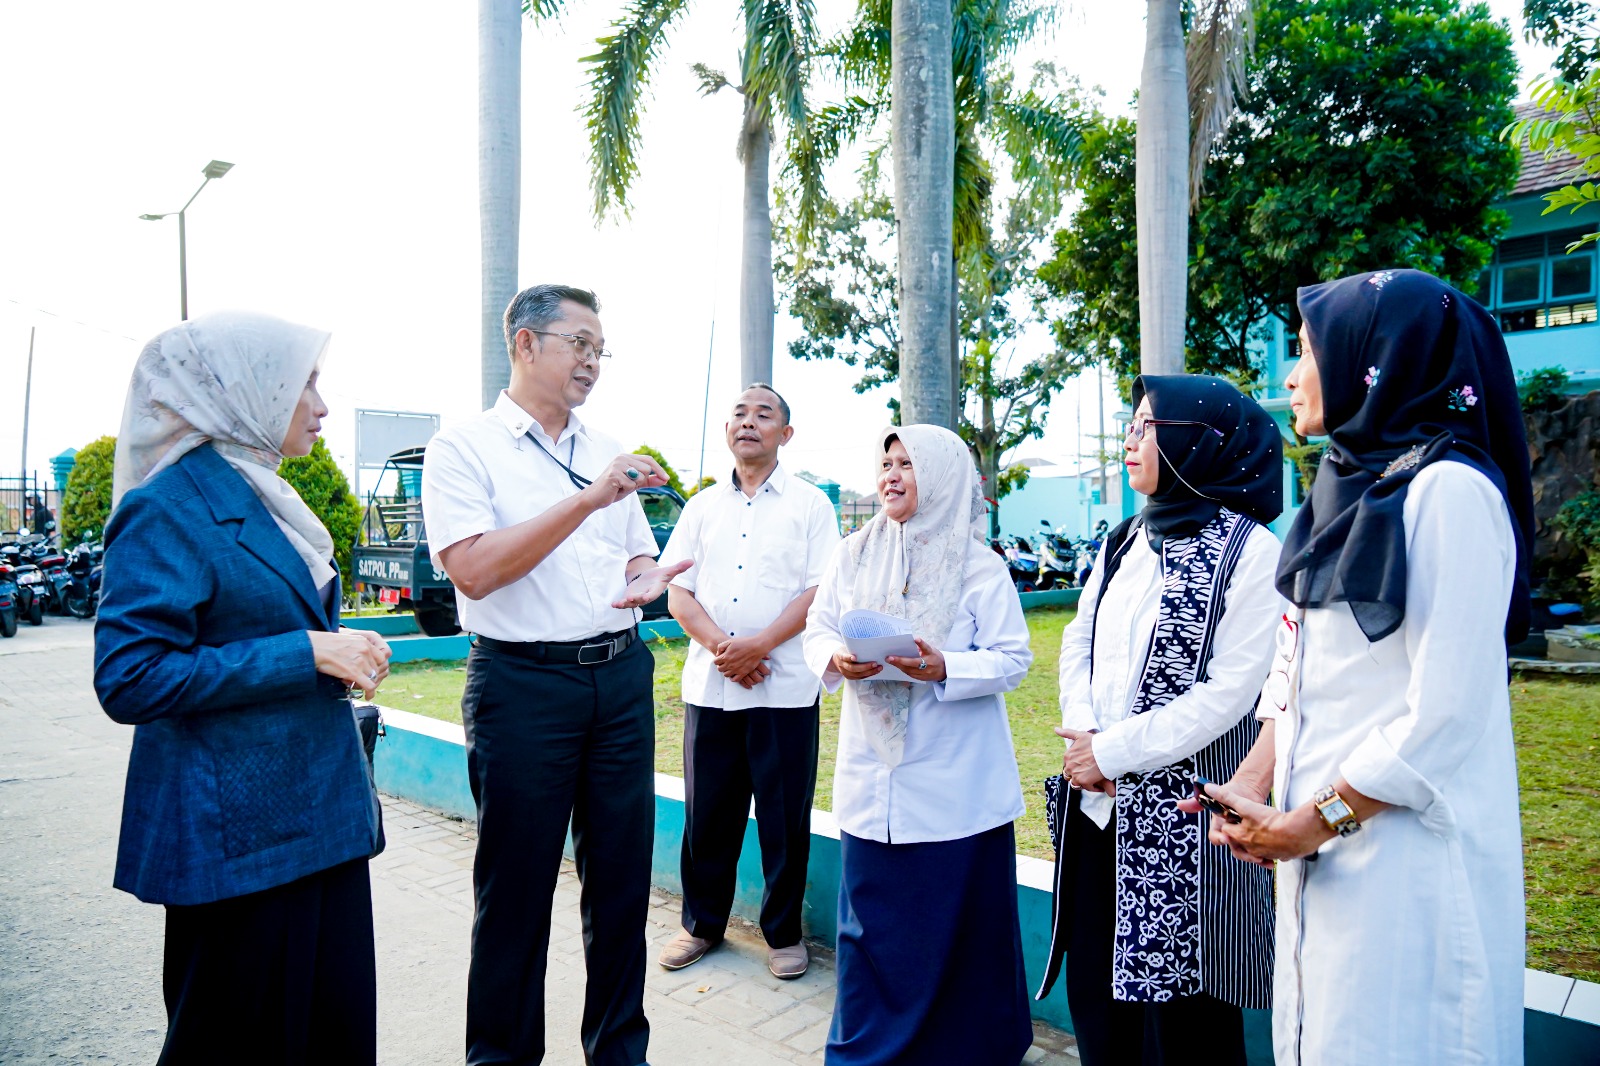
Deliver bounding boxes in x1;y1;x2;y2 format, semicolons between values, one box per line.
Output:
655;384;840;979
422;284;686;1066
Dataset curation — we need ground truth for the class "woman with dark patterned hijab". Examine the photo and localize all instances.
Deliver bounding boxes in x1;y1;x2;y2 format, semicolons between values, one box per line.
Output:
1038;375;1283;1065
1195;269;1530;1065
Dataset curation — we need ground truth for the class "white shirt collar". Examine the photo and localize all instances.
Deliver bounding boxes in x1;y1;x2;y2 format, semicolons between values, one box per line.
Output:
730;461;789;497
493;390;589;446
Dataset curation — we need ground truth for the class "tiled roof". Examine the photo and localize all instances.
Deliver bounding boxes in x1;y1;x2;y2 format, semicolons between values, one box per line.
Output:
1511;100;1586;197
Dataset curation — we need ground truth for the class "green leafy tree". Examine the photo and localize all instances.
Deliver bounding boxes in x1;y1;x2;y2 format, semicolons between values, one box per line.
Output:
279;440;364;580
1522;0;1598;82
778;71;1088;536
1502;68;1600;253
585;0;822;385
61;436;116;548
633;444;686;496
1041;0;1520;390
805;0;1084;424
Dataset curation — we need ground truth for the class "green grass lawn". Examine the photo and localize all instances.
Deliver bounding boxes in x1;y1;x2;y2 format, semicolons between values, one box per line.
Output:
384;608;1599;982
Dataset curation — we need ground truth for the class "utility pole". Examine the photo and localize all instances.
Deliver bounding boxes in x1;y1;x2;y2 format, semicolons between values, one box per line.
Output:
1096;360;1107;505
20;326;34;480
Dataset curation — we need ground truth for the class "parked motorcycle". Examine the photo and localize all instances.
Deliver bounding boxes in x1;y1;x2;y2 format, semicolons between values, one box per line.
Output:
1;540;46;626
16;536;72;616
0;562;18;637
1001;535;1042;593
62;541;102;618
1034;520;1078;590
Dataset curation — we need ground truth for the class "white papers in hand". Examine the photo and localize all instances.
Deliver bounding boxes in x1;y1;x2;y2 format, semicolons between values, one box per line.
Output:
840;609;924;684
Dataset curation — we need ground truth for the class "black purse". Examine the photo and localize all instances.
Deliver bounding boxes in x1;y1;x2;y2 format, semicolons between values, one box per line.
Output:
353;703;387;857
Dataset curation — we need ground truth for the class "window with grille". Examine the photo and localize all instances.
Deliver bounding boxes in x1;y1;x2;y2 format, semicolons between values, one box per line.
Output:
1481;227;1598;333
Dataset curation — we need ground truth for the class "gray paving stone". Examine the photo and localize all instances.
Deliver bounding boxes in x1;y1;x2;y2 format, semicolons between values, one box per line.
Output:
752;1001;831;1042
0;622;1076;1066
785;1017;833;1056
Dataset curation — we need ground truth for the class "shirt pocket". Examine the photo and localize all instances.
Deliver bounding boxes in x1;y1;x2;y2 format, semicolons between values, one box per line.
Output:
759;538;806;592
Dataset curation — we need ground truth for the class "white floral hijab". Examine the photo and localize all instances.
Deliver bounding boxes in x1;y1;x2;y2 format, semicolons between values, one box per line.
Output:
112;311;337;588
844;424;987;766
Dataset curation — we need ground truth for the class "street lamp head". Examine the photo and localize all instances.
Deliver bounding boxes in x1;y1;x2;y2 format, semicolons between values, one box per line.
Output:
138;213;168;221
202;160;234;180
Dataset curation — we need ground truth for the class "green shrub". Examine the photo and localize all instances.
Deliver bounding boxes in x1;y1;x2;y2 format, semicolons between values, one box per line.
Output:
633;444;685;497
279;439;364;579
1519;367;1571;413
1554;490;1600;601
61;436;116;547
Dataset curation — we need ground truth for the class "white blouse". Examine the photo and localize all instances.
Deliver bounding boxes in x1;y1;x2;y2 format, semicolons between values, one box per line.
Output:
1262;460;1524;1066
1058;520;1285;828
803;538;1032;844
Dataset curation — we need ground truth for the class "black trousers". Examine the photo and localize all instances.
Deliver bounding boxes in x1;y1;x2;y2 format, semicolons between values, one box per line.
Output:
1063;808;1246;1066
462;639;655;1066
680;700;819;948
159;857;376;1066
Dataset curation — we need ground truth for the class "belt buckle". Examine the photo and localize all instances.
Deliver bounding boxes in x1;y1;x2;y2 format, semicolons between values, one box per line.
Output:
577;639;614;665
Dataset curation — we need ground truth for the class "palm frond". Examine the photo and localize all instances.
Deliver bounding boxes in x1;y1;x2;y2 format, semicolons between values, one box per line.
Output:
992;93;1089;192
953;124;994;259
1185;0;1255;205
741;0;816;128
582;0;695;220
521;0;566;22
691;62;733;96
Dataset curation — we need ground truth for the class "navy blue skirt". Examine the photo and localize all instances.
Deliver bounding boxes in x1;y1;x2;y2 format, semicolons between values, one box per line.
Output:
827;822;1033;1066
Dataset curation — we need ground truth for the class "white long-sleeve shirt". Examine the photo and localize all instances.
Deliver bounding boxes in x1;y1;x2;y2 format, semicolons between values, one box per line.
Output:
803;538;1032;844
1058;519;1284;827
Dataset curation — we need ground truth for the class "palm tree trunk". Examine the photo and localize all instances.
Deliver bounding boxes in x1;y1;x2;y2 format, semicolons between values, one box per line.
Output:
479;0;521;409
892;0;955;429
1136;0;1188;376
739;107;775;387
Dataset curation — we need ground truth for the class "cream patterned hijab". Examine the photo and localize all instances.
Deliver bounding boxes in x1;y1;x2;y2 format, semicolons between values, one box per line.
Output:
844;424;987;766
112;312;337;588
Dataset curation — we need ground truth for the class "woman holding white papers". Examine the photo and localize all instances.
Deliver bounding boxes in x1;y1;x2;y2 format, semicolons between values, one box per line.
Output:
1035;376;1284;1066
803;424;1033;1066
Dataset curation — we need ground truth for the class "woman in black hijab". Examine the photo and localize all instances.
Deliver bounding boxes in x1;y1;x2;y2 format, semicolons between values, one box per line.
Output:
1192;269;1530;1065
1036;375;1283;1065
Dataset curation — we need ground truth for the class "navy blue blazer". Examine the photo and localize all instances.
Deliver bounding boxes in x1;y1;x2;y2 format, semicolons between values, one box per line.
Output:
95;444;380;906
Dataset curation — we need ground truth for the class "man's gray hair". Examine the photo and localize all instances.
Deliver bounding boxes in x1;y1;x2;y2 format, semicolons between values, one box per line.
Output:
503;284;600;362
743;381;792;424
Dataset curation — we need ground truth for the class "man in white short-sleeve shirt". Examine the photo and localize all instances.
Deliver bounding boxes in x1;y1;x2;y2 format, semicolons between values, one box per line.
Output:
421;284;687;1066
654;384;840;979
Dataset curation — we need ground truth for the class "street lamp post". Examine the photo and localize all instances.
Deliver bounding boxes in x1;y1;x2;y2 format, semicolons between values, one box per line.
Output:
140;160;234;320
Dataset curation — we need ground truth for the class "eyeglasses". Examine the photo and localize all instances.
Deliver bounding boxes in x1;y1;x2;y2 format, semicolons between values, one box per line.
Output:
527;329;614;361
1263;614;1300;712
1125;417;1225;443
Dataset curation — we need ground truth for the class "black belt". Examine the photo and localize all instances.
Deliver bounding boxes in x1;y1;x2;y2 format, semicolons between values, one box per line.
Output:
472;627;636;666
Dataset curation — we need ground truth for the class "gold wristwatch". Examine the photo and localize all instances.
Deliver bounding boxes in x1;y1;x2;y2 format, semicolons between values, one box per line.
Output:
1313;785;1361;837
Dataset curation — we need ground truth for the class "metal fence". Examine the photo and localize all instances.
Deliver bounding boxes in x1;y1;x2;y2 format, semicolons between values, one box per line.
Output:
0;474;60;537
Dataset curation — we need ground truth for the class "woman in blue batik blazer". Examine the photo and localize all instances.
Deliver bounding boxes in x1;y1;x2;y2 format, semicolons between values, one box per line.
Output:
94;312;391;1066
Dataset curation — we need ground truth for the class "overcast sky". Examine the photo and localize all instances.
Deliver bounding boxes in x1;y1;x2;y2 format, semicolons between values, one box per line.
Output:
0;1;1554;499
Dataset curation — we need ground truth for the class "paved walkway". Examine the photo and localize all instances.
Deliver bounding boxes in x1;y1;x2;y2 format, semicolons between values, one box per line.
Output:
0;620;1079;1064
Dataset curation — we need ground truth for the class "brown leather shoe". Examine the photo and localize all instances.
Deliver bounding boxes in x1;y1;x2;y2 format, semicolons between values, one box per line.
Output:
658;930;719;970
767;942;809;979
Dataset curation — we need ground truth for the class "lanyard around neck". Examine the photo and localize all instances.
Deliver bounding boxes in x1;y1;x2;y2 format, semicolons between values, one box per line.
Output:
527;430;591;491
